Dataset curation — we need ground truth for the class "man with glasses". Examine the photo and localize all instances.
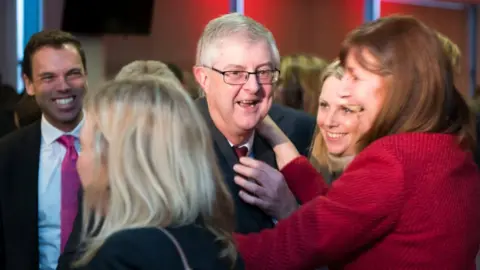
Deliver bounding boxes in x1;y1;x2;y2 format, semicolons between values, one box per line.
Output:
194;13;316;234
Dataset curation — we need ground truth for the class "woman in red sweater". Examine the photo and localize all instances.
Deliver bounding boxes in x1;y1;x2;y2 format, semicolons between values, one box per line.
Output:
233;15;480;270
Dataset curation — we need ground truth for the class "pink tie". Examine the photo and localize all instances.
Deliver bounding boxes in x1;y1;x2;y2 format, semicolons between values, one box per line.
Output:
57;135;81;252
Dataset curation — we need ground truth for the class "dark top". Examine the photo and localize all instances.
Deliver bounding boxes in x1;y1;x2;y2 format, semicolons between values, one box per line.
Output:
0;121;43;270
81;226;244;270
0;110;16;138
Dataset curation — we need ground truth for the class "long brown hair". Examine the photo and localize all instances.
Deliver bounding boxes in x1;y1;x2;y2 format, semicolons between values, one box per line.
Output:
339;15;475;152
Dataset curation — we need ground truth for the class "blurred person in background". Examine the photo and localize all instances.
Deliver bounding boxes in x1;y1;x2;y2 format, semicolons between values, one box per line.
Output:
437;32;461;74
167;62;203;99
472;88;480;167
275;54;328;115
14;92;43;127
166;62;185;84
0;85;43;139
469;86;480;166
437;32;479;168
182;70;202;99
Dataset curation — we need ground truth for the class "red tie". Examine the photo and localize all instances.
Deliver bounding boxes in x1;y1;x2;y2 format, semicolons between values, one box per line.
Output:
233;146;248;158
57;135;81;252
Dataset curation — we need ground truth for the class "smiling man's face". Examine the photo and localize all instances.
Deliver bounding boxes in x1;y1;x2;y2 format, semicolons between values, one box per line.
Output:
24;44;87;131
198;35;275;144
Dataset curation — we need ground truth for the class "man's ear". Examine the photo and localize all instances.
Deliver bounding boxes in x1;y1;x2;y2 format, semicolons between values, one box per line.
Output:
23;74;35;96
193;66;210;95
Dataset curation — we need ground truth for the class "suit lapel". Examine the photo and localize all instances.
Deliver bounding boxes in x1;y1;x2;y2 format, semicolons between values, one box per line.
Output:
196;98;238;169
210;125;238;170
196;98;239;197
252;134;278;170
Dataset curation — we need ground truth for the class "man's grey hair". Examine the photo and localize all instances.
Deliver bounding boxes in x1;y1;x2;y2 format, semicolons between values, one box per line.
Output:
195;13;280;68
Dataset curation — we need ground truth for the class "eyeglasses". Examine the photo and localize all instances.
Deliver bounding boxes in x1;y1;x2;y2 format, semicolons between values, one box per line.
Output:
205;66;280;85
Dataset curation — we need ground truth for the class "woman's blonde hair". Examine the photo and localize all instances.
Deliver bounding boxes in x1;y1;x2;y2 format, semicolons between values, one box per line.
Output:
276;54;328;115
309;60;347;172
115;60;177;81
76;78;237;266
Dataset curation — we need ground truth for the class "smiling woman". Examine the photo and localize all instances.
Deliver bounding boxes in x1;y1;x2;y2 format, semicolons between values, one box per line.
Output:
309;60;363;183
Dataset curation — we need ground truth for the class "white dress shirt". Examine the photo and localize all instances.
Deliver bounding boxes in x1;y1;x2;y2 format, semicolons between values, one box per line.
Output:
227;131;255;156
38;115;83;270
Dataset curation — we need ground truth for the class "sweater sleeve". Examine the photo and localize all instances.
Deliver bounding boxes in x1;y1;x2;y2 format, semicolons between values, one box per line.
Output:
280;156;330;203
234;146;406;270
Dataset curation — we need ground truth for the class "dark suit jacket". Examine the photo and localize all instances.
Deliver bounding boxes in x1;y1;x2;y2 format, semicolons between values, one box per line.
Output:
0;110;16;139
195;98;316;234
0;121;42;270
80;226;244;270
58;99;316;269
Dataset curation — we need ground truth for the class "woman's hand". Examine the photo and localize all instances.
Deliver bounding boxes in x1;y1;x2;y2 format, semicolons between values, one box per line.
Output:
256;115;281;141
257;116;301;170
233;157;298;220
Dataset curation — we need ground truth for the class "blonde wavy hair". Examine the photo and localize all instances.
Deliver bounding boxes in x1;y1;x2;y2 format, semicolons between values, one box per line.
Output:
309;60;348;172
76;78;237;267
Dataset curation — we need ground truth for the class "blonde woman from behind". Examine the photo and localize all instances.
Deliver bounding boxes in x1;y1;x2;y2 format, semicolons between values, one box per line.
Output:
74;78;243;269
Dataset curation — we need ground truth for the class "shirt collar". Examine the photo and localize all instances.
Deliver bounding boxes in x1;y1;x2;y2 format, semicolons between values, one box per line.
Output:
228;131;255;154
41;114;85;146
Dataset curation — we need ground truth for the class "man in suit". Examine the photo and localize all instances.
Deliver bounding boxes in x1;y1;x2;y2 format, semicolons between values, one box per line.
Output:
193;13;316;234
0;30;87;270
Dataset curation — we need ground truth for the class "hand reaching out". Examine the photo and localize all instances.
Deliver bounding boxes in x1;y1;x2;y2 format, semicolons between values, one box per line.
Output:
233;157;298;220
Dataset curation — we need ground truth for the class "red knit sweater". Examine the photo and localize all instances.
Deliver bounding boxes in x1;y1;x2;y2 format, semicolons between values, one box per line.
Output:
234;133;480;270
